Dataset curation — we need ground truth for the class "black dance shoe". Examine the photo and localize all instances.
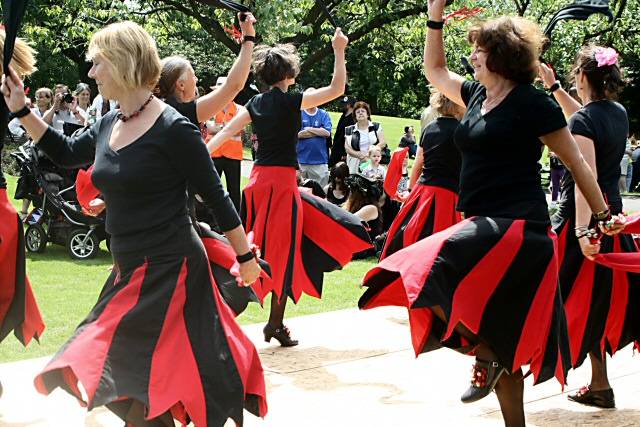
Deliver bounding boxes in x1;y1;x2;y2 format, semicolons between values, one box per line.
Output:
460;359;506;403
568;385;615;408
263;324;299;347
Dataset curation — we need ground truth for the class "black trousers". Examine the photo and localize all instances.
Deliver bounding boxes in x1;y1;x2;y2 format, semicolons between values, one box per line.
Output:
213;156;241;213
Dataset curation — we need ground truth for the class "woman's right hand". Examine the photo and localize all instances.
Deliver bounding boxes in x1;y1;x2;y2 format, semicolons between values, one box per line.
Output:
538;63;556;89
578;236;600;260
1;65;27;113
428;0;447;20
332;27;349;51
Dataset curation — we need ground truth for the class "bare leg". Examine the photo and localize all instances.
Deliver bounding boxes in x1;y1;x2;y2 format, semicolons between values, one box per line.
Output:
588;351;612;390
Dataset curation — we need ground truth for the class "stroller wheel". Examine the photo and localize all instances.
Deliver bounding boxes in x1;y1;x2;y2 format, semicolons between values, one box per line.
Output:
25;224;47;253
67;229;99;260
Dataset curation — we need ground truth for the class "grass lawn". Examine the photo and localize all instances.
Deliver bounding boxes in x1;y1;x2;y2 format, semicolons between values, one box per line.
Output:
0;174;375;362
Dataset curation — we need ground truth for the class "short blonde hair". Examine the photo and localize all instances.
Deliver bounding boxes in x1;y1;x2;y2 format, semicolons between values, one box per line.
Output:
0;30;36;77
429;91;459;117
368;145;382;156
87;21;161;91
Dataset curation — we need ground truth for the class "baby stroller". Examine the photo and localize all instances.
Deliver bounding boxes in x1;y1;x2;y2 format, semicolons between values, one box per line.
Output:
10;142;108;260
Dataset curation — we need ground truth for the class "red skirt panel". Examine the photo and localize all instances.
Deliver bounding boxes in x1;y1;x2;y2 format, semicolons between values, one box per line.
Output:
34;228;266;426
242;166;371;303
555;216;640;368
360;216;570;386
0;188;44;345
380;184;460;260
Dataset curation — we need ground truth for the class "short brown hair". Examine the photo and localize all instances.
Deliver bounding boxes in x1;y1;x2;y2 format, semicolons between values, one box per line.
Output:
353;101;371;118
468;16;545;84
252;44;300;86
87;21;161;91
572;45;625;100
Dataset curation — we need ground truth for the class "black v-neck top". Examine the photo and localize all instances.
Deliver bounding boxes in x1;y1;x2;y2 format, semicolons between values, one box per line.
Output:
454;80;566;221
37;107;240;252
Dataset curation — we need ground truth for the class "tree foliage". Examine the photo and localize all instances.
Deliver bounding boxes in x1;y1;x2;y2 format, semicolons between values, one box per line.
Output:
3;0;639;132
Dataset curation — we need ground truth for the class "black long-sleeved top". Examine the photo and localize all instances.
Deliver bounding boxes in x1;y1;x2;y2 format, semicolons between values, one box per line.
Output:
37;107;240;252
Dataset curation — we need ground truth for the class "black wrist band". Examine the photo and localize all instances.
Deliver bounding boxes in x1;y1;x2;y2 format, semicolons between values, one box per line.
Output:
13;105;31;118
549;82;561;93
242;35;256;44
427;20;444;30
236;250;255;263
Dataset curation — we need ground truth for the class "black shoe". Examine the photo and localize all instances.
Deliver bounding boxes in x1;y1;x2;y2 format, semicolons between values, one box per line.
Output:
568;385;615;408
461;359;506;403
263;324;299;347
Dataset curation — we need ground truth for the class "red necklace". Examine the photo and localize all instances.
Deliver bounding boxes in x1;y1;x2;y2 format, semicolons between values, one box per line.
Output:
116;94;154;122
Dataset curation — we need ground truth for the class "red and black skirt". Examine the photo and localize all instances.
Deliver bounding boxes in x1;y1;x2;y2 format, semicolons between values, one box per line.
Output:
0;188;44;346
380;183;461;260
34;227;267;426
360;216;571;385
555;215;640;368
241;166;372;303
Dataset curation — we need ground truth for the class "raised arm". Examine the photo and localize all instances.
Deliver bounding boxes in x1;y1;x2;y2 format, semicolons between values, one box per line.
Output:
195;13;257;123
207;108;252;154
424;0;465;107
300;28;348;110
538;63;581;118
2;66;96;167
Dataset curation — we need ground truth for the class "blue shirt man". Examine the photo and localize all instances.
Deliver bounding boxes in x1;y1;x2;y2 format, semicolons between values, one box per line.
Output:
297;98;332;187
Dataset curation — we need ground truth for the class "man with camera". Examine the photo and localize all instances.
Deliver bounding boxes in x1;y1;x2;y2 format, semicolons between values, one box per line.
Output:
42;83;87;135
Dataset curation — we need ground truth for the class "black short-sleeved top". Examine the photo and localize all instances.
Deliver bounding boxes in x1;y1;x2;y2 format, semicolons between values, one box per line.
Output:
245;88;303;167
556;100;629;219
418;116;462;193
165;97;199;126
37;107;240;252
455;81;566;220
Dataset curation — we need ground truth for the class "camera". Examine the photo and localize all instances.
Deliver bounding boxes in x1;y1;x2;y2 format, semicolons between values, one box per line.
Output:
61;92;74;104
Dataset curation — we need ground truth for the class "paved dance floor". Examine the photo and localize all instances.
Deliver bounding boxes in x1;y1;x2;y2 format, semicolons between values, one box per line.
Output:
1;307;638;426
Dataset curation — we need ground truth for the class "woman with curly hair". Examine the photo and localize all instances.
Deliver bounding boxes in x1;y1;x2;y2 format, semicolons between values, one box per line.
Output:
359;1;622;425
208;29;372;347
540;45;638;409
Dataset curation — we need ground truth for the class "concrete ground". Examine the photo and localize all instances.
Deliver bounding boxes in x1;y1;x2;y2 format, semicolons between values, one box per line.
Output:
1;307;638;426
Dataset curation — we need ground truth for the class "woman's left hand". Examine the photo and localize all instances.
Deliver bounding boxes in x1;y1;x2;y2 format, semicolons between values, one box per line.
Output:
238;258;261;286
578;236;600;260
599;213;626;236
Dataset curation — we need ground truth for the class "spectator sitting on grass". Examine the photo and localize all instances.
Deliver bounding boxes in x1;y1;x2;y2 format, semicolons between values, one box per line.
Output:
324;161;350;206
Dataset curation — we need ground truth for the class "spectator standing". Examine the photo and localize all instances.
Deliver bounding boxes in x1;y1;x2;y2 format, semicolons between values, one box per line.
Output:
619;138;632;193
87;92;117;124
8;96;31;138
328;95;355;166
32;87;52;118
74;83;91;112
344;101;386;173
208;76;245;211
630;135;640;191
399;125;417;158
297;88;332;187
43;84;87;133
549;151;565;207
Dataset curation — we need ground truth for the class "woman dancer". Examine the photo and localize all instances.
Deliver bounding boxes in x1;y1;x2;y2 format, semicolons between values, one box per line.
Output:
359;2;621;425
208;29;372;346
3;21;266;426
379;91;464;259
540;46;639;408
0;28;45;399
